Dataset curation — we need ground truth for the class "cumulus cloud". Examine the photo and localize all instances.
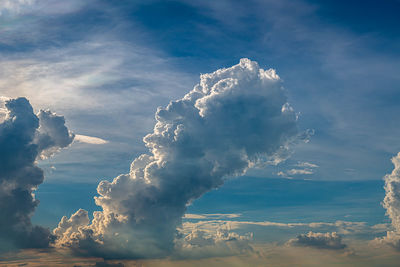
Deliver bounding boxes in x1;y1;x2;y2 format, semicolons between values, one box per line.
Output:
53;58;302;259
372;153;400;249
0;97;74;251
287;232;347;250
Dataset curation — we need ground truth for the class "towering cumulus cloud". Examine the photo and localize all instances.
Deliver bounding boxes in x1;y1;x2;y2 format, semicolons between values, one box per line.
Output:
374;153;400;249
0;97;74;251
54;58;301;258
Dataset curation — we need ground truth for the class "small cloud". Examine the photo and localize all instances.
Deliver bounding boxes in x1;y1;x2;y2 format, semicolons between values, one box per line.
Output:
278;161;318;178
277;168;313;178
74;134;108;145
296;161;319;168
287;168;314;175
286;231;347;250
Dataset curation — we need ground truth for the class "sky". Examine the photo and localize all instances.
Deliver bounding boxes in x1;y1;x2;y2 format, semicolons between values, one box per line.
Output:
0;0;400;266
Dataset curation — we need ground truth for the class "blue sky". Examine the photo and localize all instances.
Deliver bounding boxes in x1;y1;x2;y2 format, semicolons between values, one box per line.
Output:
2;0;397;182
1;0;400;265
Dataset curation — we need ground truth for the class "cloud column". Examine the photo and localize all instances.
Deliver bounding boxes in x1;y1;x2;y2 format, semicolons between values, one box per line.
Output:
54;58;301;259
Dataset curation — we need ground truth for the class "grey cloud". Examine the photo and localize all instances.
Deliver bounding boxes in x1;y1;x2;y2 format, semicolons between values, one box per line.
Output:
287;231;347;250
0;97;74;251
54;59;302;259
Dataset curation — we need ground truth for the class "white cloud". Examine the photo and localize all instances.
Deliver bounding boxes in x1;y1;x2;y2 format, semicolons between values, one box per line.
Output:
74;134;108;145
53;59;301;259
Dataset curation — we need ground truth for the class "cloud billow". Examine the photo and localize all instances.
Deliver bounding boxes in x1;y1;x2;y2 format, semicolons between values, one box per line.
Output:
0;97;74;251
54;58;301;258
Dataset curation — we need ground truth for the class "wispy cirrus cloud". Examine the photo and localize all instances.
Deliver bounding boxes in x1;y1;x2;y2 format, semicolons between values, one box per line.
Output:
277;161;319;178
